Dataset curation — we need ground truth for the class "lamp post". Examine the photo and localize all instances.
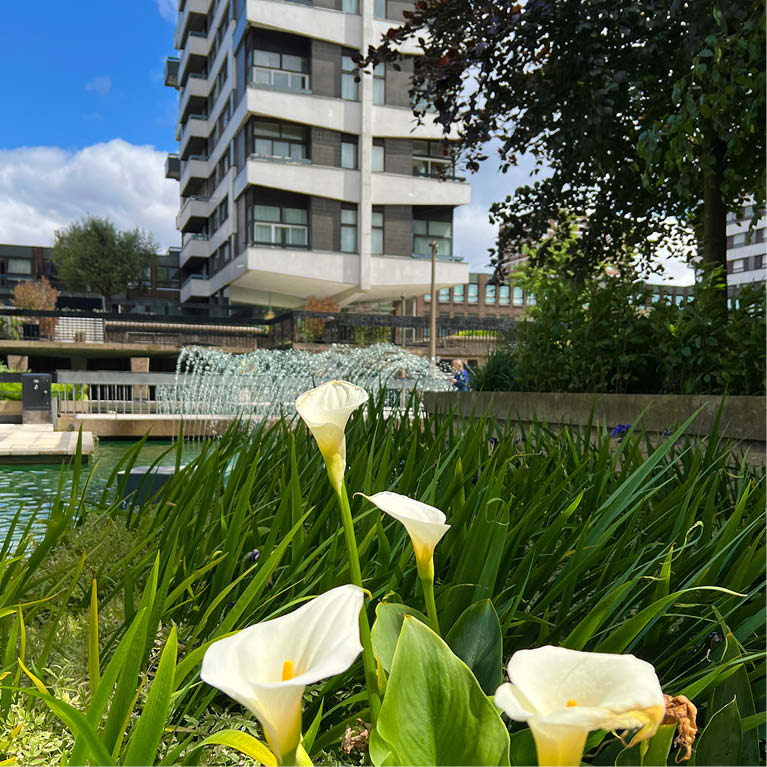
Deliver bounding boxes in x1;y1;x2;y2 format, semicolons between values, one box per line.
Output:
429;240;437;363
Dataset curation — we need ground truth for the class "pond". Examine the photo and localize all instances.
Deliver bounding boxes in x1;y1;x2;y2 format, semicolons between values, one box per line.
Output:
0;440;204;541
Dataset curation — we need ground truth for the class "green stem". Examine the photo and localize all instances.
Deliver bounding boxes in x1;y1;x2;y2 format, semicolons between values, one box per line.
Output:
420;573;440;635
337;482;382;723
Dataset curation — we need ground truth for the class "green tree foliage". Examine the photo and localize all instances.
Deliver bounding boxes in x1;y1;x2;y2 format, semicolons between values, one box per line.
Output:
51;216;158;306
360;0;765;277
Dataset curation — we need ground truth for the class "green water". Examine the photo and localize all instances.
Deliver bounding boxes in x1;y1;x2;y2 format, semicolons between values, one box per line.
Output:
0;441;204;536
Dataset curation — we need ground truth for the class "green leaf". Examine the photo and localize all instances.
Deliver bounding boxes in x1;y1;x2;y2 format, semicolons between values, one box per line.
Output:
199;730;277;766
88;578;100;696
371;602;429;673
123;625;178;765
445;599;503;695
642;724;676;766
302;698;323;755
509;728;537;767
374;617;510;766
693;697;742;766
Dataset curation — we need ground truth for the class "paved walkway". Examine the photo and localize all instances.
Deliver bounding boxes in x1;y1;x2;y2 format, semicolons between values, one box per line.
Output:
0;425;96;462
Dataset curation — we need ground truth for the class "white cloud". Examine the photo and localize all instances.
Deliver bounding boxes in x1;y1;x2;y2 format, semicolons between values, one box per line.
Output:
0;140;180;250
84;76;112;97
155;0;177;22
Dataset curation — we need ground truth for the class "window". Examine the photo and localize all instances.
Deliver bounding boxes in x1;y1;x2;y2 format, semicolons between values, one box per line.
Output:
252;120;309;161
341;55;358;101
248;204;308;247
424;293;431;302
8;259;31;275
374;0;386;18
485;284;496;303
453;284;464;302
341;136;358;169
372;141;385;172
527;292;536;306
439;288;450;302
726;211;737;223
499;285;510;305
372;209;384;254
341;207;358;252
372;62;385;105
413;140;455;179
342;0;358;11
512;287;523;306
731;259;745;273
732;232;756;248
468;283;479;304
674;294;685;306
251;50;309;91
413;218;452;258
211;197;228;233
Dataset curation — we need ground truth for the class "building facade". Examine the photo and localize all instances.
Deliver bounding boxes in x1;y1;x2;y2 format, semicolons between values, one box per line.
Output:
0;244;181;311
165;0;470;309
726;203;766;287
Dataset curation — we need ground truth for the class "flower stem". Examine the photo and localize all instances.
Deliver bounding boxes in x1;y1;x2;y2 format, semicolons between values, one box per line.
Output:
337;482;382;723
419;573;440;635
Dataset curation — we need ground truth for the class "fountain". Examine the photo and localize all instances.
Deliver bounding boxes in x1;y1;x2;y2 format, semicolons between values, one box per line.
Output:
156;344;451;436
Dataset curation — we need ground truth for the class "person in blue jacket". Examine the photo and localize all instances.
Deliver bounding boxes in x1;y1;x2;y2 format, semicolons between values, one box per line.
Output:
451;358;469;391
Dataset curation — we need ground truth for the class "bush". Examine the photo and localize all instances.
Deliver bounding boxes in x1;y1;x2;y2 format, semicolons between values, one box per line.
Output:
0;383;87;401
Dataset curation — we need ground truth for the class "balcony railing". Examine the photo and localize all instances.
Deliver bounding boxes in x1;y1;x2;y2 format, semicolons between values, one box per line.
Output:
165;153;181;180
164;57;180;88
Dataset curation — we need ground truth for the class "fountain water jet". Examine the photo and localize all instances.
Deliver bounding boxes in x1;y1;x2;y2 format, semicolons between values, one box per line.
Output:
157;344;451;436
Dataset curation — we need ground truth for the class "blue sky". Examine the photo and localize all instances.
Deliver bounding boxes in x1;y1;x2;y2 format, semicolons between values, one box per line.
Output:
0;1;176;152
0;1;692;281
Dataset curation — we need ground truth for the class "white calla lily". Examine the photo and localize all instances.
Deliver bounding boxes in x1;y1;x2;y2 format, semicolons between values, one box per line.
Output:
295;380;368;494
201;585;364;764
494;646;666;767
360;491;450;578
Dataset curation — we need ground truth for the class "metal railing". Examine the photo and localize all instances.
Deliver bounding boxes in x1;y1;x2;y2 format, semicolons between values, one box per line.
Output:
0;308;516;356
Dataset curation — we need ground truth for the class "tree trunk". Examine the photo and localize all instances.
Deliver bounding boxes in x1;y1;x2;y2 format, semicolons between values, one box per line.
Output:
701;130;728;310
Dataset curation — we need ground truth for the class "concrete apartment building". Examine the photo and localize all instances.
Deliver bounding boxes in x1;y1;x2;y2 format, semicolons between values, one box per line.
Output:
726;203;766;291
164;0;470;309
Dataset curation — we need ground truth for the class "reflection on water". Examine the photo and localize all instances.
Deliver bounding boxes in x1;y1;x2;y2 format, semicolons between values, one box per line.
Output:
0;441;204;543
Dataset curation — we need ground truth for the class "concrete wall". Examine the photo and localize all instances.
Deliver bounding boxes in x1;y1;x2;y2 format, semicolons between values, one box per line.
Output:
311;196;341;251
384;205;412;257
311;40;341;99
386;0;413;21
384;138;412;175
423;391;767;445
385;56;413;108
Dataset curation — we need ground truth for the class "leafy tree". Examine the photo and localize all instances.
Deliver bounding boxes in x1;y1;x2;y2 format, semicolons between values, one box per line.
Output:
12;276;60;336
51;216;158;308
361;0;765;280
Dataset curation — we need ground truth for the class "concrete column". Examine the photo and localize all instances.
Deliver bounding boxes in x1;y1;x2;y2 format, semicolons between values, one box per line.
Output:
358;0;375;293
131;357;150;400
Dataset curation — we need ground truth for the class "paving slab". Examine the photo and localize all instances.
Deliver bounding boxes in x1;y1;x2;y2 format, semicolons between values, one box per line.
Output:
0;425;95;464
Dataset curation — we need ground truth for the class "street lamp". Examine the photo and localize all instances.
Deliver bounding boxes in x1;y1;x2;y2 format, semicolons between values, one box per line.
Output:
429;240;437;363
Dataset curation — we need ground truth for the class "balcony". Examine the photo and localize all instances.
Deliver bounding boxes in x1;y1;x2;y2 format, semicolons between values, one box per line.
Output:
179;113;209;158
372;105;460;140
246;86;361;134
179;155;209;196
179;234;210;268
175;0;211;49
245;0;361;48
176;195;211;233
164;57;180;88
165;154;181;180
235;155;359;203
179;74;209;122
178;31;209;87
180;273;214;302
371;172;471;207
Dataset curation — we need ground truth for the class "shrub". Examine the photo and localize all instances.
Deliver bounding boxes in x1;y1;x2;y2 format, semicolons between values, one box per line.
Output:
12;276;59;337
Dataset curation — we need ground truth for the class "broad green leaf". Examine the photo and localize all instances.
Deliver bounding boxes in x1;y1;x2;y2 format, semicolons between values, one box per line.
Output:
693;697;742;766
509;728;537;767
123;625;178;765
371;602;429;673
199;730;277;766
445;599;503;695
302;698;323;755
643;724;676;766
375;617;510;766
369;728;399;766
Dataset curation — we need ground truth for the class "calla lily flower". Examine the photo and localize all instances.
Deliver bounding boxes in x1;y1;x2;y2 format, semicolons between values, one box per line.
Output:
359;491;450;580
295;381;368;494
494;646;665;767
201;585;364;764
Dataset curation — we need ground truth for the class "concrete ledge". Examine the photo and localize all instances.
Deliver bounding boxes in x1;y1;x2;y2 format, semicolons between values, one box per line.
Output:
422;392;766;443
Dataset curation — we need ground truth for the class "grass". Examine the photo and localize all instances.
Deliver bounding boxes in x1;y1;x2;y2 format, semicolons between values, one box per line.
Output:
0;393;763;764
